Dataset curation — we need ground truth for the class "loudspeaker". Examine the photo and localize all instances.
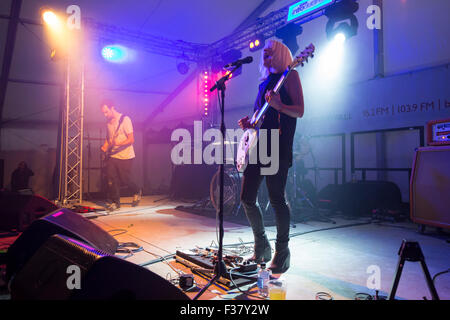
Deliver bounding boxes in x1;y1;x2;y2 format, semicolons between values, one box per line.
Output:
318;181;403;216
0;191;58;231
410;146;450;229
6;208;118;281
10;234;189;300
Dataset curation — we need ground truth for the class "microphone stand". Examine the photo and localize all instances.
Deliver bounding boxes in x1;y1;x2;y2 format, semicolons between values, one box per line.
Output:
193;64;242;299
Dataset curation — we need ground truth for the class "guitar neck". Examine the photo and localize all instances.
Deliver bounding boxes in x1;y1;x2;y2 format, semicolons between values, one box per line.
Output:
250;66;293;127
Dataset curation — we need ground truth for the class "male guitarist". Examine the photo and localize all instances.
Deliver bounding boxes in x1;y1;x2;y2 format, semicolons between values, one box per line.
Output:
238;40;304;274
100;99;141;211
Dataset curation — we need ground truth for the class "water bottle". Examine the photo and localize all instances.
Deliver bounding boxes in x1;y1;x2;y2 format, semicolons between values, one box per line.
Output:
257;262;271;297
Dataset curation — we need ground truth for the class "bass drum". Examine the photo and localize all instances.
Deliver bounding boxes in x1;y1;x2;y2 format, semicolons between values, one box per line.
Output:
210;166;242;217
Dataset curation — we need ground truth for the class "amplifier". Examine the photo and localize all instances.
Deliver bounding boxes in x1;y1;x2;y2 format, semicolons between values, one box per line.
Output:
410;146;450;229
427;118;450;146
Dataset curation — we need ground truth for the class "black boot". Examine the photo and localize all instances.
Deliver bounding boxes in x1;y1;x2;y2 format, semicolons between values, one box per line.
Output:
269;246;290;274
249;235;272;263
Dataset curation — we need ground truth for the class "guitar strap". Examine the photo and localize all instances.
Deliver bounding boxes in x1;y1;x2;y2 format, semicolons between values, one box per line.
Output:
108;114;126;141
106;115;126;156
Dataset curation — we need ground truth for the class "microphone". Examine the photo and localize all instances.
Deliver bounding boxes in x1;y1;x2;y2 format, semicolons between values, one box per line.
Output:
210;56;253;92
224;56;253;68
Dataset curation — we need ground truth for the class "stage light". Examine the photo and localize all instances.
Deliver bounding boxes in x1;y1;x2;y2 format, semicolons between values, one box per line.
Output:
177;62;189;75
42;10;59;27
41;9;64;35
249;36;265;52
202;71;211;117
334;32;346;44
325;0;359;42
275;23;303;54
101;45;129;63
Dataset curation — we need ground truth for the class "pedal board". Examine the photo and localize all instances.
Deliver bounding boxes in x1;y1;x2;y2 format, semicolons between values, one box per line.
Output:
235;260;258;273
175;249;257;288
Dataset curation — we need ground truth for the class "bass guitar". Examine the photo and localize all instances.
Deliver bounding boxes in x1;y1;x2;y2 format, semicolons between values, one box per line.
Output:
236;43;315;172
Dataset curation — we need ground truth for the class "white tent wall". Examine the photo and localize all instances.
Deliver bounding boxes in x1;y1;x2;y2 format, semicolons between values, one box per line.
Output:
383;0;450;74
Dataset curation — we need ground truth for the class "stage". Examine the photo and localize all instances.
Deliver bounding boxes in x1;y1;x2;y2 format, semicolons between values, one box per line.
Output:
34;195;448;301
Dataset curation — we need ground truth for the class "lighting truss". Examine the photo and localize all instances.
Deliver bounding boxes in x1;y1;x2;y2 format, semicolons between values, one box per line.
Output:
207;8;289;56
83;18;210;63
82;7;290;64
58;36;85;205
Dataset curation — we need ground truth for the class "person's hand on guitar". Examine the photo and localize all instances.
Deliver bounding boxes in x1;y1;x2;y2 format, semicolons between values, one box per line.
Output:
101;139;115;161
101;144;108;153
265;90;283;111
238;116;253;129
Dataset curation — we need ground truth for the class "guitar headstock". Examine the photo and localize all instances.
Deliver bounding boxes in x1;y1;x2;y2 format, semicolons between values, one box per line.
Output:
291;44;315;69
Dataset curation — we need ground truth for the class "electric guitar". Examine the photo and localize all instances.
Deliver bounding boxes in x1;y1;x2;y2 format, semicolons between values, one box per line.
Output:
102;114;125;162
236;44;315;172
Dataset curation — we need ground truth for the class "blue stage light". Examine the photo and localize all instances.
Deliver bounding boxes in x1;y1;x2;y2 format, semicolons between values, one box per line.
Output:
101;45;128;63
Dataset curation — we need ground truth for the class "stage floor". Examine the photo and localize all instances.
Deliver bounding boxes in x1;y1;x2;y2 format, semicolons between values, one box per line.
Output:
76;195;449;300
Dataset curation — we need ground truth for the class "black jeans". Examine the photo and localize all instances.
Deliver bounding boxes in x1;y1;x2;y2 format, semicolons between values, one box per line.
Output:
240;162;291;250
105;157;139;205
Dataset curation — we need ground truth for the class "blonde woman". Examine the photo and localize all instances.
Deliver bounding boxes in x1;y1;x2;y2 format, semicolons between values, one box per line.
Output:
238;40;304;273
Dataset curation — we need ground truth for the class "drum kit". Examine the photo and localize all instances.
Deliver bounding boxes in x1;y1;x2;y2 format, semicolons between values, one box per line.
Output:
209;135;320;220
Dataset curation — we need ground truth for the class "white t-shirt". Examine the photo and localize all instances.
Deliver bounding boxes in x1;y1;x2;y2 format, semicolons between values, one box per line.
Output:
106;114;135;160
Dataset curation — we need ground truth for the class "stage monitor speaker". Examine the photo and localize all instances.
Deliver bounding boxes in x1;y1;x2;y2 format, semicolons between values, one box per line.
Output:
10;234;189;300
410;146;450;229
0;191;58;231
6;208;118;281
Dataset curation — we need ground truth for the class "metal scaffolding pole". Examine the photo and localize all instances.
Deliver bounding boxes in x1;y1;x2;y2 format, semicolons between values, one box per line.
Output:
58;33;85;206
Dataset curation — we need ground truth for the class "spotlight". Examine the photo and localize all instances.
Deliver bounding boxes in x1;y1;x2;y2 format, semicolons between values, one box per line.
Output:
101;45;129;63
249;36;265;52
325;0;359;42
334;32;346;44
202;71;211;116
177;62;189;75
275;23;303;54
42;10;59;27
41;9;63;33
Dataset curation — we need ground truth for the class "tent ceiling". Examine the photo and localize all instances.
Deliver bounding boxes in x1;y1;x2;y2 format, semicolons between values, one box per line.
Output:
0;0;291;128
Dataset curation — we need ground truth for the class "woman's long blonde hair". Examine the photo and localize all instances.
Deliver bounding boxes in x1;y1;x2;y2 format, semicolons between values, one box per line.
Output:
259;39;293;80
